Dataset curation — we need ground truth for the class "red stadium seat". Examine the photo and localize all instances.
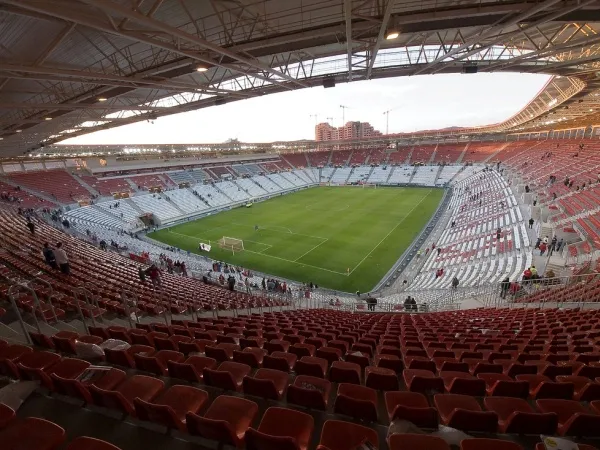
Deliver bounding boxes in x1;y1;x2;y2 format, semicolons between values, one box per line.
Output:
557;375;600;401
243;368;288;400
537;399;600;436
186;395;259;448
134;385;208;431
295;356;328;378
318;420;378;450
460;439;524;450
388;433;450;450
329;361;361;384
167;355;217;383
365;366;399;391
263;351;297;373
478;373;529;398
0;403;15;429
385;391;438;428
52;367;127;404
66;437;122;450
0;417;65;450
434;394;498;432
516;374;575;399
287;375;331;411
484;397;558;434
403;369;444;393
104;345;153;369
440;371;486;396
233;347;265;368
204;361;251;391
334;383;378;422
246;407;314;450
90;374;164;416
134;350;184;376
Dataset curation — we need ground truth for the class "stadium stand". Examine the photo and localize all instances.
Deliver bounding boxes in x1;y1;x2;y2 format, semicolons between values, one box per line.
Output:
307;151;331;167
410;145;437;164
463;143;507;162
128;175;166;190
411;166;439;186
434;144;466;164
330;150;352;166
281;153;308;168
347;166;372;183
369;147;388;165
8;170;92;203
79;176;131;196
330;167;352;184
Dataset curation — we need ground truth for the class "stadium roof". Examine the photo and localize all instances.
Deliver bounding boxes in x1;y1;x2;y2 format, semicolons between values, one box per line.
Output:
1;0;600;156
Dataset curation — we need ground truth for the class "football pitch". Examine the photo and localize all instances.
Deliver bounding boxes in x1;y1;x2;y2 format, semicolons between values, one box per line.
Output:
149;186;443;292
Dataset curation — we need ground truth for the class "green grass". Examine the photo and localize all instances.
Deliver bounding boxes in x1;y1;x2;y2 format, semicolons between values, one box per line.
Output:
149;186;443;292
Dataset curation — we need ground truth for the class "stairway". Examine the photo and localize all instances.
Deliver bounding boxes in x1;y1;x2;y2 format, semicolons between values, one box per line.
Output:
481;142;509;163
125;178;140;191
126;198;145;214
433;166;444;185
427;144;439;164
163;193;186;215
404;146;415;164
344;150;353;166
157;174;172;188
69;172;100;197
456;143;469;163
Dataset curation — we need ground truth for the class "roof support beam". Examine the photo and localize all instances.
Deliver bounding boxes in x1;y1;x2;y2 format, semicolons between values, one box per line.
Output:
0;102;163;111
0;63;248;96
366;0;397;80
429;0;598;74
344;0;353;82
413;0;564;75
79;0;308;88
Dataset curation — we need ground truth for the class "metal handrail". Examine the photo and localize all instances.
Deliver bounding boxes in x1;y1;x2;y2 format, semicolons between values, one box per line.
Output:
121;290;139;329
28;276;59;324
72;287;96;334
7;283;40;345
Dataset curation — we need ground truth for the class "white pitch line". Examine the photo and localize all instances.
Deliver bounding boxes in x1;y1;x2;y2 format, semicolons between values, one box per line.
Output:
230;221;328;240
349;189;433;275
294;238;329;262
244;249;346;275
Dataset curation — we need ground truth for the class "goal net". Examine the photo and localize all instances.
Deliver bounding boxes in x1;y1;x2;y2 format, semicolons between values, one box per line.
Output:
218;236;244;254
362;183;377;188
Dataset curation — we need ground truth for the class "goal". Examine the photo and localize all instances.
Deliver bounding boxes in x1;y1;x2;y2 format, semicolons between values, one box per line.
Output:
361;183;377;188
218;236;244;254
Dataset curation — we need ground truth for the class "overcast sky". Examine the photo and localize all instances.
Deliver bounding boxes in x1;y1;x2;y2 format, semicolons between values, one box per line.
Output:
62;73;550;145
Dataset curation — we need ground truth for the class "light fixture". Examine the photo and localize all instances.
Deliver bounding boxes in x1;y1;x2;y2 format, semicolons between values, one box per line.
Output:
44;117;52;121
194;65;208;72
97;97;107;102
385;29;400;40
15;129;22;133
590;109;594;112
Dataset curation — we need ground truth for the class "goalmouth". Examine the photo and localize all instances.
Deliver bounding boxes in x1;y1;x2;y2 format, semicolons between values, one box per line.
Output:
361;183;377;188
218;236;244;254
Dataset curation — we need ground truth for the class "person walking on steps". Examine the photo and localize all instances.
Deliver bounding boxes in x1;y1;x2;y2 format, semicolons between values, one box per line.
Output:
529;218;534;229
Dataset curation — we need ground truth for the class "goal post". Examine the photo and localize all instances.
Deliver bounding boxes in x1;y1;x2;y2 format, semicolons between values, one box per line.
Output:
218;236;244;254
362;183;377;188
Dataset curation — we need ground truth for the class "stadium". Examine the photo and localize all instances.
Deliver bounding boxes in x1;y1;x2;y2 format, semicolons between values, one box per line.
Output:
2;1;600;449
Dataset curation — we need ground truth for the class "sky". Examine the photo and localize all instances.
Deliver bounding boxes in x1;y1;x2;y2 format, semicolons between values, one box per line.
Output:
61;73;551;145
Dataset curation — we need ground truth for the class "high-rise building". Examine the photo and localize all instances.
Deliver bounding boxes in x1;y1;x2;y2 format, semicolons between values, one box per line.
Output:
315;121;382;141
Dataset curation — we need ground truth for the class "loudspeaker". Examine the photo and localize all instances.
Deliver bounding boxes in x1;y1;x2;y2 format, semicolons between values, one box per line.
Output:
463;65;478;74
323;77;336;88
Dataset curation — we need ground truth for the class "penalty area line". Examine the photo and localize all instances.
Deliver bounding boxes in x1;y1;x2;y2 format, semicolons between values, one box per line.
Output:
348;189;433;276
293;238;329;262
244;249;347;276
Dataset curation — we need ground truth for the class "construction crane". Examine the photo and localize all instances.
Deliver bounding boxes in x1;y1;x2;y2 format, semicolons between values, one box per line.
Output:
326;117;334;124
383;106;400;135
309;114;319;126
339;105;350;125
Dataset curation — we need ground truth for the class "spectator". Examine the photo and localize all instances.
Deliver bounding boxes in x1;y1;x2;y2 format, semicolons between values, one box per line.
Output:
535;237;541;249
26;219;35;235
500;277;510;299
496;228;501;240
228;275;236;291
451;277;459;289
539;242;547;256
138;267;146;282
42;243;57;269
244;277;251;293
528;218;534;229
530;266;538;279
556;238;564;252
54;243;70;275
148;264;161;287
523;267;532;281
99;240;107;251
